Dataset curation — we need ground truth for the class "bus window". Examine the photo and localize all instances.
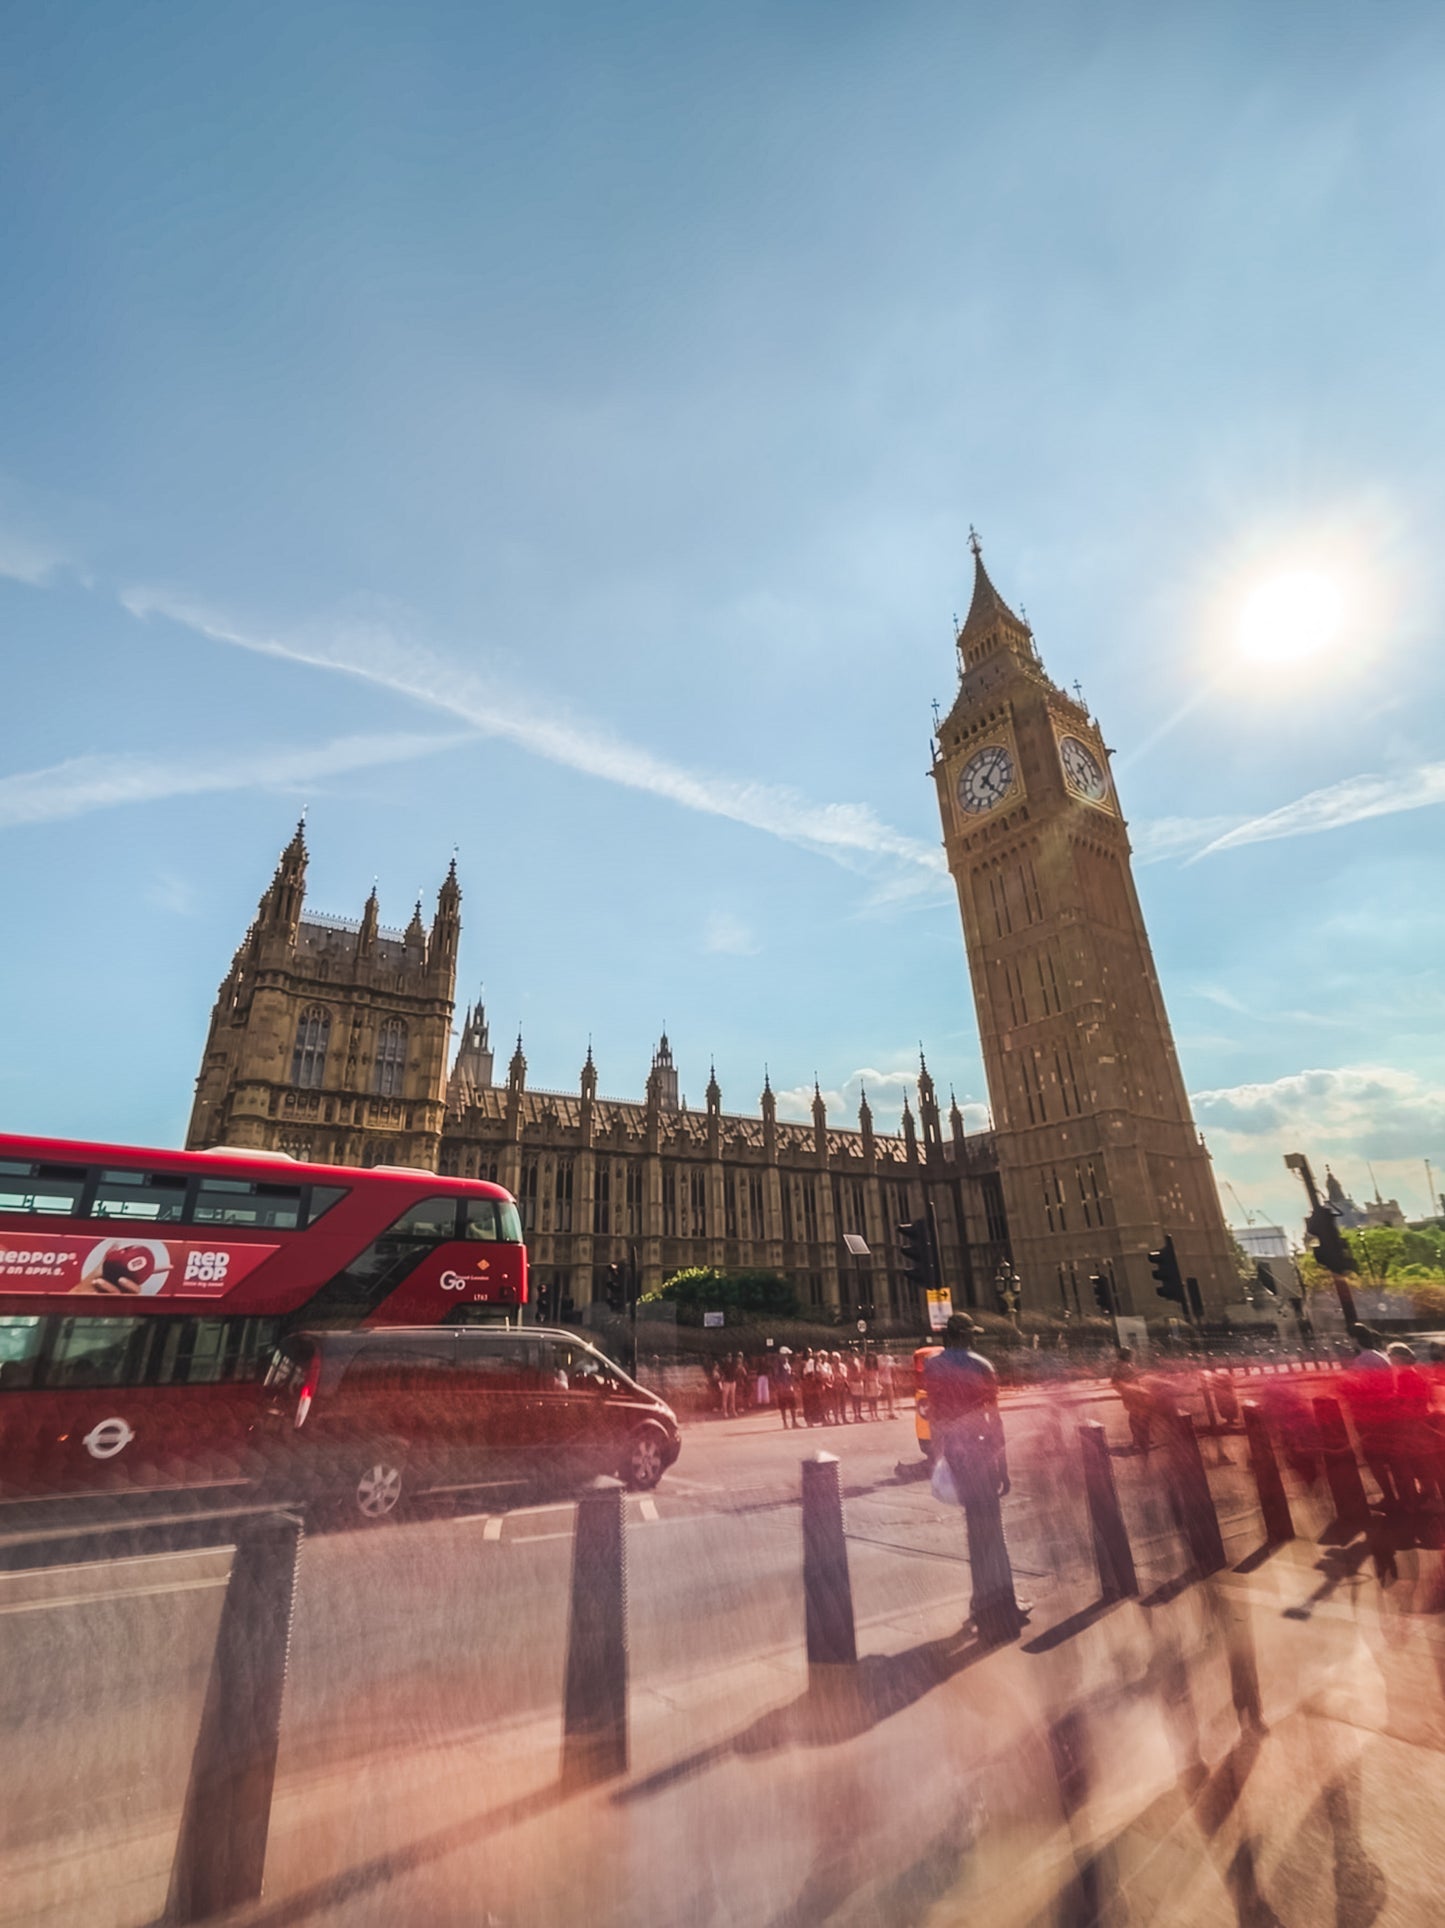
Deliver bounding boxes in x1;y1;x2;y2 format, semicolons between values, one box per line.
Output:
90;1169;189;1224
46;1317;150;1388
0;1160;87;1216
462;1198;501;1240
388;1198;460;1242
0;1316;44;1390
193;1177;304;1230
305;1185;348;1225
463;1197;523;1243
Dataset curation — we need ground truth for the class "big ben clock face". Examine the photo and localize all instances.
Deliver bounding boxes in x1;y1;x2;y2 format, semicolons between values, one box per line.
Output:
956;744;1016;815
1059;735;1108;802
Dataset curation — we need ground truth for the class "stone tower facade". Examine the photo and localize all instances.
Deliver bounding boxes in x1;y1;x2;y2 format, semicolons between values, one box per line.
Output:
931;538;1236;1316
186;824;459;1169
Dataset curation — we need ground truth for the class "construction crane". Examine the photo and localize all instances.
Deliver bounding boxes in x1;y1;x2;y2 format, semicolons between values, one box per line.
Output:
1224;1182;1257;1228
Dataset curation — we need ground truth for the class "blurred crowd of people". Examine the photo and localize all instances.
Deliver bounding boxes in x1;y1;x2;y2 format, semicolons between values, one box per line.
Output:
703;1348;898;1428
1111;1325;1445;1527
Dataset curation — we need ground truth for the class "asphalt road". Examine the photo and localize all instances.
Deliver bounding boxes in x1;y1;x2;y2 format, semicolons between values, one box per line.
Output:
0;1379;1295;1882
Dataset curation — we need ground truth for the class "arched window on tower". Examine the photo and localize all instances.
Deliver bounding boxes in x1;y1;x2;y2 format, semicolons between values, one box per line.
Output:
373;1018;408;1097
291;1007;331;1090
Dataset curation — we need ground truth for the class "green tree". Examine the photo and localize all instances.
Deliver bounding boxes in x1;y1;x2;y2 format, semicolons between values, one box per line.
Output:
1344;1226;1406;1283
1402;1228;1445;1271
646;1267;799;1320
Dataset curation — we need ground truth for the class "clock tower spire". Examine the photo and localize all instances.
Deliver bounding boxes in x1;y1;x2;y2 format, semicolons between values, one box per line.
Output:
932;534;1235;1318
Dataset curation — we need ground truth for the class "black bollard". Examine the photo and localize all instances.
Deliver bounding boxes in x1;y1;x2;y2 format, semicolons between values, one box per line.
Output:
802;1452;857;1676
1241;1400;1295;1545
561;1479;629;1789
1313;1396;1371;1539
1079;1421;1138;1601
1160;1401;1227;1577
167;1512;303;1924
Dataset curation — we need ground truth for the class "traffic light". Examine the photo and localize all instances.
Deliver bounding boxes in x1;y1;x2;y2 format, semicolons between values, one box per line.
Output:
1147;1235;1185;1306
1306;1203;1356;1276
603;1263;626;1313
1090;1273;1114;1315
897;1220;937;1294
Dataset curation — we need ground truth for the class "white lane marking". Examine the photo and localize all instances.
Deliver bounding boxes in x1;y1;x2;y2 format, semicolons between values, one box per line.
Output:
482;1516;504;1541
0;1575;228;1617
0;1545;227;1584
638;1498;659;1522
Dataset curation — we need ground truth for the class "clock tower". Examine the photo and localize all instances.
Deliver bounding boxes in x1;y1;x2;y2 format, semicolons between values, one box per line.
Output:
933;534;1236;1318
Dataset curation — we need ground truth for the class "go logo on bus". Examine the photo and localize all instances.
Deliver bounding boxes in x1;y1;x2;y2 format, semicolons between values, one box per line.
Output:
440;1260;490;1291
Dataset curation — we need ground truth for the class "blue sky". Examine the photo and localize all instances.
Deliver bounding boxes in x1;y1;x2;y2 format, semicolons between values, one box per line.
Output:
2;0;1443;1231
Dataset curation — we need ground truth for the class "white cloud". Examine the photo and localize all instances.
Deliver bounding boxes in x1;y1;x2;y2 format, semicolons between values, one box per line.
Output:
1196;1063;1445;1229
701;910;759;956
1192;1063;1445;1163
773;1064;989;1134
120;585;947;880
1130;815;1246;864
0;528;69;587
0;730;470;831
1193;763;1445;859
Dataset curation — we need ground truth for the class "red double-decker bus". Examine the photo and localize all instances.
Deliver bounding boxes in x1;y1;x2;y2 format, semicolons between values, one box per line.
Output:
0;1133;527;1500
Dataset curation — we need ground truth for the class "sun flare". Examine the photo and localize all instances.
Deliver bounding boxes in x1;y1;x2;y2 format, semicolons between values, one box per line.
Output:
1237;569;1345;665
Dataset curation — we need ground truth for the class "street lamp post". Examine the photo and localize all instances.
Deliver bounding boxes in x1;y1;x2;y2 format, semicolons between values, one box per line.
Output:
842;1232;871;1327
994;1261;1021;1330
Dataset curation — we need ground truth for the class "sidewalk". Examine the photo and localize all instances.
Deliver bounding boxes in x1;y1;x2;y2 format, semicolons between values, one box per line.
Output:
221;1540;1445;1926
11;1524;1444;1928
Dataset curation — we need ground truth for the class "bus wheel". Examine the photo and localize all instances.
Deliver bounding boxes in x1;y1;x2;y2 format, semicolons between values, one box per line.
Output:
621;1426;668;1492
350;1451;408;1524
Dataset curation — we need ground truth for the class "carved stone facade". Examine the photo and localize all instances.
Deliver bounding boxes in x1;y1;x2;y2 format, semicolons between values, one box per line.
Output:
441;1040;1011;1317
187;825;1011;1317
186;823;459;1170
931;539;1237;1315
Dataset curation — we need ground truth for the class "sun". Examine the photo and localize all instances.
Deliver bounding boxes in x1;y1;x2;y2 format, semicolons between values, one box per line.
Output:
1237;569;1345;665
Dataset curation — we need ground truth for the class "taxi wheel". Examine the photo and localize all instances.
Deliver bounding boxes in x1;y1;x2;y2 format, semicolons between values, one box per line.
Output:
621;1426;668;1492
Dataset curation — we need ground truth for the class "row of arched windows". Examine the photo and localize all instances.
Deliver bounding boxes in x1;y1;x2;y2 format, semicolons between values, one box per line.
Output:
289;1008;409;1095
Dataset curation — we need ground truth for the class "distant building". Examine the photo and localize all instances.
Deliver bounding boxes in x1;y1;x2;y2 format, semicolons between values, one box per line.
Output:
1230;1223;1297;1300
1233;1224;1291;1261
1326;1167;1406;1230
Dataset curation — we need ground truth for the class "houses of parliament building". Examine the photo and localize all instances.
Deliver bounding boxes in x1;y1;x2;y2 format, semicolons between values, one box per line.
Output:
186;541;1237;1322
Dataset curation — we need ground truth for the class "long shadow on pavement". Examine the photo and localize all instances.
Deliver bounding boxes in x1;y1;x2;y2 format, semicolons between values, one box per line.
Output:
615;1625;994;1807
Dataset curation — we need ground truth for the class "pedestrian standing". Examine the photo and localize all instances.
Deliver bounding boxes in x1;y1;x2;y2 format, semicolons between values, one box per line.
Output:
800;1350;822;1428
816;1352;836;1423
846;1350;865;1422
878;1352;896;1417
734;1354;752;1414
924;1314;1029;1645
755;1356;772;1409
776;1353;798;1428
862;1350;882;1420
829;1352;849;1424
1111;1346;1155;1457
719;1353;737;1419
1342;1325;1400;1510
